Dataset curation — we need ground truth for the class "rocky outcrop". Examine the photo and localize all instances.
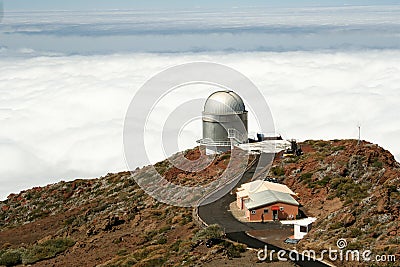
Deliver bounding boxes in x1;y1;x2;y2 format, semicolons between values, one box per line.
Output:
0;149;250;267
269;139;400;264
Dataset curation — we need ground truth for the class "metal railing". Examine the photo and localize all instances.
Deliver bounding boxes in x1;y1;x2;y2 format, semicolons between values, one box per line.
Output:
197;128;247;147
228;128;246;144
196;139;232;146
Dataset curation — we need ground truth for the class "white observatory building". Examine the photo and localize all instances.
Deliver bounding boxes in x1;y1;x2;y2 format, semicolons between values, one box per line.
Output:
197;90;248;154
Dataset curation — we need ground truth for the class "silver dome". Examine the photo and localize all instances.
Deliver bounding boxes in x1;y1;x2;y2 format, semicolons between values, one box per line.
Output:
203;90;246;115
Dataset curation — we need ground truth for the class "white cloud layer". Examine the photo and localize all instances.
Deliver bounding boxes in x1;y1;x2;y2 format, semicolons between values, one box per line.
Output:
1;50;400;199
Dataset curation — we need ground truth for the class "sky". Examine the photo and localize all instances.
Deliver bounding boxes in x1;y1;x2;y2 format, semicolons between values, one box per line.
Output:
3;0;400;10
1;2;400;200
1;6;399;54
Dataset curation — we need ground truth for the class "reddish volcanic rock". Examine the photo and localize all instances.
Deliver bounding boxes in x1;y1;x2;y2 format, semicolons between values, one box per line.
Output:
268;139;400;265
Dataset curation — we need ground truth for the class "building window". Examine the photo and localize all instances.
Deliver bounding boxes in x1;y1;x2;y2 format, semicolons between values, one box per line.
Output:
279;207;284;211
300;226;308;233
251;210;256;215
263;209;269;214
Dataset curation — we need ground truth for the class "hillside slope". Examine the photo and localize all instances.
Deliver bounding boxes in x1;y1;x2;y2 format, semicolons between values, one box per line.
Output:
1;140;399;266
0;149;255;267
269;140;400;264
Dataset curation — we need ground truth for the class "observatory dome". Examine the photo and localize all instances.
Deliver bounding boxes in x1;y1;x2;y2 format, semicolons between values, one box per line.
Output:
199;90;248;154
203;90;246;115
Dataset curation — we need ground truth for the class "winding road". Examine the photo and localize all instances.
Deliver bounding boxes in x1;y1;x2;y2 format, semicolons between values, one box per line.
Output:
197;154;331;267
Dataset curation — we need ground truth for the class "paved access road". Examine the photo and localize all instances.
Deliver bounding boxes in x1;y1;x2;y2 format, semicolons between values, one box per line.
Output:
198;154;331;267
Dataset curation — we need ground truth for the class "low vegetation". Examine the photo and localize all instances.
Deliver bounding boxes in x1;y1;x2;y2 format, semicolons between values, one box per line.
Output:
0;142;398;267
269;139;400;265
0;148;252;266
192;224;224;242
0;238;75;266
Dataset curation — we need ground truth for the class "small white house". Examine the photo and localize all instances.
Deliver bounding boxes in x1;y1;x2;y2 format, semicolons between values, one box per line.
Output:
281;217;317;240
236;180;296;210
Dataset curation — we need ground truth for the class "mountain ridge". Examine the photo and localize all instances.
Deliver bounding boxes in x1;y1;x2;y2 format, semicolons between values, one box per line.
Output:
0;139;399;266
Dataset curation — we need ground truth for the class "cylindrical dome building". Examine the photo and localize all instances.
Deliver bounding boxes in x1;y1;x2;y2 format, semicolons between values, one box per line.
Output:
198;90;248;154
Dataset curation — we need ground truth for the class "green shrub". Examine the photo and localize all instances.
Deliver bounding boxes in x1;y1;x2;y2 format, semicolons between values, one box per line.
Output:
22;238;75;265
387;185;397;193
301;173;313;180
132;248;149;261
0;250;23;267
326;194;335;200
63;217;75;225
179;213;192;225
158;226;171;233
345;242;362;250
300;173;313;186
331;176;369;204
285;157;299;163
193;224;224;242
151;210;163;217
348;227;362;238
333;145;345;151
330;177;346;190
124;258;138;266
329;222;343;230
143;230;159;243
317;141;328;147
271;166;285;176
388;237;400;245
117;248;129;256
100;255;138;267
372;160;383;168
223;242;246;258
343;199;353;206
314;176;330;187
170;240;182;252
156;236;167;245
139;255;166;267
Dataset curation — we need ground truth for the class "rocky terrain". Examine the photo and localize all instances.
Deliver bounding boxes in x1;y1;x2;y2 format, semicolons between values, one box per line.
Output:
0;140;399;266
0;149;263;267
269;139;400;265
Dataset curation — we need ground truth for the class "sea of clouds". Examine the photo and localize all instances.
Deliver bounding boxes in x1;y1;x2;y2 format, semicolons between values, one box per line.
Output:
1;51;400;199
1;5;400;199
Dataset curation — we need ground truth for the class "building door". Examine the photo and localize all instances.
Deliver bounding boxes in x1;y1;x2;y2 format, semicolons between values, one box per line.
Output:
273;210;278;221
272;206;279;220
